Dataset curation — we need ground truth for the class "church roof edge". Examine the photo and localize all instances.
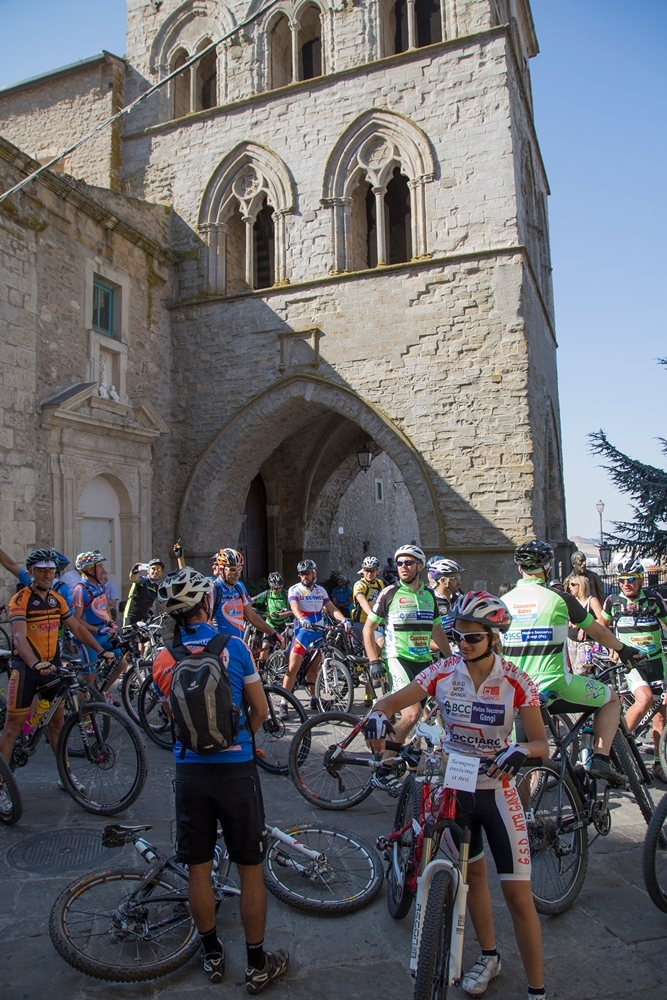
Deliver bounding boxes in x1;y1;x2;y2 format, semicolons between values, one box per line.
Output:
0;51;125;97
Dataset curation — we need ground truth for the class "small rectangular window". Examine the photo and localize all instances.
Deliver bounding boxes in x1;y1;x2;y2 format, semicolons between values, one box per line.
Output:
375;479;384;503
92;280;114;336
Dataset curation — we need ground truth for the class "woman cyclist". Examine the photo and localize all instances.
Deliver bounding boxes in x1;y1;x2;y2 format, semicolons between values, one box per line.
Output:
365;592;549;1000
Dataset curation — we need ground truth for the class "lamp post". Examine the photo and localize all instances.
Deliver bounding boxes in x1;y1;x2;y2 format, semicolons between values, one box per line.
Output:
356;443;373;472
599;541;612;571
596;500;605;547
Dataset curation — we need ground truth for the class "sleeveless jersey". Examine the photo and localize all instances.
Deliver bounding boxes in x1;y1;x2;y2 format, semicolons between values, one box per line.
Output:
502;577;593;688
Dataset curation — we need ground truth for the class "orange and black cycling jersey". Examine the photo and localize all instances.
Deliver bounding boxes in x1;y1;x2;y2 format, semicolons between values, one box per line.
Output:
8;586;72;663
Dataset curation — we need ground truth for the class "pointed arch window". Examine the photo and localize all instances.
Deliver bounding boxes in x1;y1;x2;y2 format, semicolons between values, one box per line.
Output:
270;14;292;88
172;48;190;119
197;39;217;110
382;0;443;55
299;5;322;80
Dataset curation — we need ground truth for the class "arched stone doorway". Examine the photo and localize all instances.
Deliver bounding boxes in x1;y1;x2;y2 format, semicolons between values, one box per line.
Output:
76;474;123;594
239;474;269;582
177;375;443;580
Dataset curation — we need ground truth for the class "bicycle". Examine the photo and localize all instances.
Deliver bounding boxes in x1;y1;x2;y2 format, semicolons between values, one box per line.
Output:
49;818;383;982
376;720;485;999
0;663;147;819
117;616;166;723
0;603;10;651
517;671;657;915
643;790;667;912
267;619;355;714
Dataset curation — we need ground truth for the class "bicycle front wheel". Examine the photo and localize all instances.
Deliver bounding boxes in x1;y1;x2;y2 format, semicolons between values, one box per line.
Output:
120;662;149;724
49;868;198;982
57;704;148;815
266;648;288;684
289;711;374;810
138;673;175;751
516;760;588;915
612;730;654;826
264;824;383;915
255;686;306;775
659;727;667;778
315;656;354;713
413;868;454;1000
387;774;418;919
0;753;22;824
643;791;667;912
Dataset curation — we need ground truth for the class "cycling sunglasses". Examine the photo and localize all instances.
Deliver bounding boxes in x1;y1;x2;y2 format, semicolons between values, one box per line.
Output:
618;576;640;584
396;559;417;567
451;628;489;646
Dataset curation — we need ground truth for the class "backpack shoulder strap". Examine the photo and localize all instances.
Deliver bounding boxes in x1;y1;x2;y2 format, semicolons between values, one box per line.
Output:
205;633;231;657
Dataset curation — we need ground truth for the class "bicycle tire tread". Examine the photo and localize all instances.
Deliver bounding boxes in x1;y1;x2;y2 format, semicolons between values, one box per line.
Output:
387;774;418;920
288;711;374;811
0;753;22;824
612;731;654;826
413;868;453;1000
642;791;667;913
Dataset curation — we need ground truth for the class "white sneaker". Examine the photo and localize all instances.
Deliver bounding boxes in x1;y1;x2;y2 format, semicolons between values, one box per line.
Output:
461;954;501;996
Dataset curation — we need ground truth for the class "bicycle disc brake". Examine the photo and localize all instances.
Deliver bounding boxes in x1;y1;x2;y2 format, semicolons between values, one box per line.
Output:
592;787;611;836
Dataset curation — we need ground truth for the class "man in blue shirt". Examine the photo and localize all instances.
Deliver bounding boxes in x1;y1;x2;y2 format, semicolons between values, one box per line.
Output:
153;567;289;993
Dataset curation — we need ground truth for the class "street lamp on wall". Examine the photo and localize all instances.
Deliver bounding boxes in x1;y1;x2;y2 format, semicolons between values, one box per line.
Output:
356;443;373;472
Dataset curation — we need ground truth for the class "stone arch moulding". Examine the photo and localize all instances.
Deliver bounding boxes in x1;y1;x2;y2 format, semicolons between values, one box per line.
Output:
177;374;445;555
321;108;436;273
198;141;296;291
150;1;236;74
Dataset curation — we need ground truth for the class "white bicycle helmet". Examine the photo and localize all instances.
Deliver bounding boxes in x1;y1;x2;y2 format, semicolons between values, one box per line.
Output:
158;568;211;614
394;544;426;565
616;557;644;576
428;558;465;584
455;591;513;634
75;550;105;572
359;556;380;572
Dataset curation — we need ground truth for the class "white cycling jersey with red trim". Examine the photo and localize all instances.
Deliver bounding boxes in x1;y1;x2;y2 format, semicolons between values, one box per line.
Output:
287;583;329;626
414;653;539;788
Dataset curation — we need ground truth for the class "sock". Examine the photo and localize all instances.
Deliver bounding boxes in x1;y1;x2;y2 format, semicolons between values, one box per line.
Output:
482;948;498;958
528;988;545;997
247;940;265;970
200;927;221;955
592;753;609;762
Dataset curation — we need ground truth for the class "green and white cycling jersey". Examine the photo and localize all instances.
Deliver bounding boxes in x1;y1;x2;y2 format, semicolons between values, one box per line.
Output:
367;580;440;663
601;589;667;668
502;576;594;690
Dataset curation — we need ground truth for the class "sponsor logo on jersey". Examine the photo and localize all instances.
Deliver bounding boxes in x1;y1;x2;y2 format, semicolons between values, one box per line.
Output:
442;699;471;717
471;702;505;726
482;685;500;699
520;628;553;642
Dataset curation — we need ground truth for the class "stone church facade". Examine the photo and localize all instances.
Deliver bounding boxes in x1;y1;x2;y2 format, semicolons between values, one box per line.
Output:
0;0;567;599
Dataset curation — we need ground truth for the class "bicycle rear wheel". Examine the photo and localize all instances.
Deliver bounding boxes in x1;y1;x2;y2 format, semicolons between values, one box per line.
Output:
49;868;198;982
57;704;148;815
659;727;667;777
0;754;22;824
266;648;288;684
289;711;374;810
315;656;354;713
120;661;149;725
516;760;588;915
66;682;108;758
255;686;306;775
387;774;419;919
612;730;654;826
643;791;667;912
137;674;175;751
264;824;383;915
413;868;453;1000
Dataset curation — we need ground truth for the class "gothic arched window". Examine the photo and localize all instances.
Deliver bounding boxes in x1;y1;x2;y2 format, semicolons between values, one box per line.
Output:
172;47;190;119
382;0;442;55
270;14;292;89
197;39;217;110
298;4;323;80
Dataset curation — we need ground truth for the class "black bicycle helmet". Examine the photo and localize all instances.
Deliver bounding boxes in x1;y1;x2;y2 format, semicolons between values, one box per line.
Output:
514;540;554;572
297;559;317;573
268;571;284;588
25;547;58;570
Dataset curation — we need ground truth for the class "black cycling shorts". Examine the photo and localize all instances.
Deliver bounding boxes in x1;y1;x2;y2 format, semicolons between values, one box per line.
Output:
174;760;267;867
445;785;532;881
7;657;62;712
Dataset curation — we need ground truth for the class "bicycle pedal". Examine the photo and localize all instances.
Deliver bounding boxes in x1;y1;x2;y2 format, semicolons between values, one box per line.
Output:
376;836;388;851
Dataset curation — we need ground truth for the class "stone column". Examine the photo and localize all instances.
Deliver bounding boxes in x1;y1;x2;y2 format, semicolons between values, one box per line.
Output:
290;20;299;83
243;215;255;288
373;187;387;265
200;222;227;294
407;0;417;49
189;61;198;113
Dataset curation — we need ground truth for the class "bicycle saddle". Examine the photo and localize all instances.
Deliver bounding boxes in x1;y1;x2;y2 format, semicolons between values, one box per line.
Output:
415;721;445;743
102;824;152;847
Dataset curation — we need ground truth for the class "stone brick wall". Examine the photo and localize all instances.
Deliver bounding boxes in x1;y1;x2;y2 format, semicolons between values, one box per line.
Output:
0;54;125;191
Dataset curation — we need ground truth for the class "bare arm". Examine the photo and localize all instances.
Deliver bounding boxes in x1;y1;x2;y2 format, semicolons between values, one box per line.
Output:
365;680;424;751
0;546;20;579
355;592;374;619
243;603;279;634
324;599;346;624
431;623;452;658
290;599;305;623
67;613;109;653
583;619;625;652
363;616;382;661
244;676;270;733
512;705;548;760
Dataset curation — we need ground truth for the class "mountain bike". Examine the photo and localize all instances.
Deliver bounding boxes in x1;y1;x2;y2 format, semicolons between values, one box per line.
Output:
136;668;306;775
267;620;355;714
643;791;667;912
117;616;166;723
0;604;10;651
376;720;483;999
49;819;383;982
0;663;147;818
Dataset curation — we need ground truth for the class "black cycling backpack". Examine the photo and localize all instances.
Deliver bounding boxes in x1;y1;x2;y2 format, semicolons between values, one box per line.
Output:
168;633;241;758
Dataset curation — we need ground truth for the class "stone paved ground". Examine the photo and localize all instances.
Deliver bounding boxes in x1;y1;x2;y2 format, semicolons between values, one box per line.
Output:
2;724;667;1000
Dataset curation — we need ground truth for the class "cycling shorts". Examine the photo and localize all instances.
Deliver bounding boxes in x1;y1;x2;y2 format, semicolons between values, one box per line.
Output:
77;633;122;669
386;655;431;692
445;783;531;881
626;657;666;693
542;671;612;710
292;626;323;658
174;760;266;866
7;658;62;712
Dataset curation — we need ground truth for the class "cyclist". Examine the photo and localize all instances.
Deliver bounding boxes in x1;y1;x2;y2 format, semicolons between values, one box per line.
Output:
151;568;288;991
363;544;451;793
251;572;292;665
428;558;465;618
123;558;165;627
502;540;641;786
365;593;549;1000
1;549;115;789
280;559;351;715
72;551;127;691
210;549;284;649
351;557;385;705
331;575;353;616
600;558;667;783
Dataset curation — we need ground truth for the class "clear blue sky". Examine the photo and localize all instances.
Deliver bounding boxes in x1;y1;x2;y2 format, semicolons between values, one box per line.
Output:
1;1;665;542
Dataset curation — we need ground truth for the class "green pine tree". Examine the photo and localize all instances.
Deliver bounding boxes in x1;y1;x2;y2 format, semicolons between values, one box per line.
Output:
588;359;667;558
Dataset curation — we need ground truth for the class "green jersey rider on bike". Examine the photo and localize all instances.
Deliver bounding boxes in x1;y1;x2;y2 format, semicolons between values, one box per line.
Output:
502;540;641;787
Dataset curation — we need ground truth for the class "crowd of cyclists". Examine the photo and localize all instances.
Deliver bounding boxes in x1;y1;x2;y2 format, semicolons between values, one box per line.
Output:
0;533;665;998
